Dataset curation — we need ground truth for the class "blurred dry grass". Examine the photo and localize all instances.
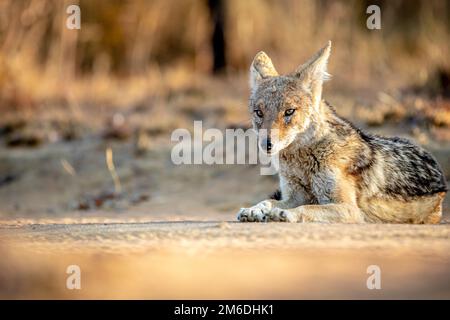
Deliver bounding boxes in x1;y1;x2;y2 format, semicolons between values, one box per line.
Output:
1;0;449;108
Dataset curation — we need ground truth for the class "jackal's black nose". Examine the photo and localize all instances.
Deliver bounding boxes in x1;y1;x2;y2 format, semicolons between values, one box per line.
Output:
261;138;272;152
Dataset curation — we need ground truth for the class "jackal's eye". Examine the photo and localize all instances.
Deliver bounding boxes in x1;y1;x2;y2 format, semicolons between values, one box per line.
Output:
254;110;263;118
284;109;295;116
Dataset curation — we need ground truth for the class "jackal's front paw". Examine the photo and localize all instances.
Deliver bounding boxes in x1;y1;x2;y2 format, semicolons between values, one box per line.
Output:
264;208;298;222
237;201;272;222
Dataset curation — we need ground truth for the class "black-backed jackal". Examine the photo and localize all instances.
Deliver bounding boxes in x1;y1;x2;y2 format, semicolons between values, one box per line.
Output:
237;41;447;224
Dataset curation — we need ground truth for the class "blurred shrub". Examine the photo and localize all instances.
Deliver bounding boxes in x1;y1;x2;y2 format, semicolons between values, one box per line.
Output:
0;0;449;147
0;0;448;79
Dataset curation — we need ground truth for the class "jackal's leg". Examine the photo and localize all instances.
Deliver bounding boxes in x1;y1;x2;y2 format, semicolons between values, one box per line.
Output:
237;199;292;222
267;203;365;223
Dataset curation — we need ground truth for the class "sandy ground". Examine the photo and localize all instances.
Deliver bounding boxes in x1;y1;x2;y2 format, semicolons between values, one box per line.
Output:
1;77;450;299
1;139;450;299
1;137;449;299
1;219;450;299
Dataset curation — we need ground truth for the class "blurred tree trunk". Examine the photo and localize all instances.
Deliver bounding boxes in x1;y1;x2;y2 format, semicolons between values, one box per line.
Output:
207;0;226;74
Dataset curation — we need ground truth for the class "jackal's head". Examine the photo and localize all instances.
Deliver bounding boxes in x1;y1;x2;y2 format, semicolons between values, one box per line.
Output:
249;41;332;155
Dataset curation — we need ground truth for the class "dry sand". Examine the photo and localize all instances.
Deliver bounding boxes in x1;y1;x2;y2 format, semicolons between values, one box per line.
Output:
1;219;450;299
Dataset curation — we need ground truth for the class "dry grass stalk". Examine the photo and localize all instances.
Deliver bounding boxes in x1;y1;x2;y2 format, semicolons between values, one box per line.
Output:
105;147;122;194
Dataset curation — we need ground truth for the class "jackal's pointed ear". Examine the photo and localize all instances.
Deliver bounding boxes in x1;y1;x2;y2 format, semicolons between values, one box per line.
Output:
249;51;278;91
294;41;332;107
